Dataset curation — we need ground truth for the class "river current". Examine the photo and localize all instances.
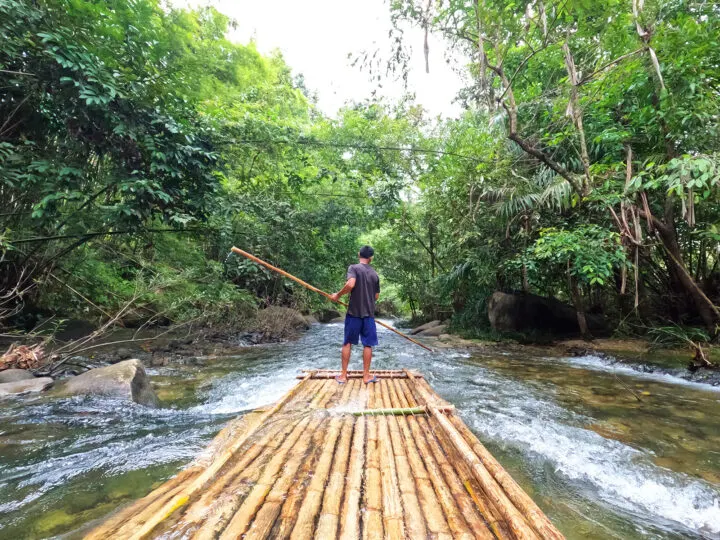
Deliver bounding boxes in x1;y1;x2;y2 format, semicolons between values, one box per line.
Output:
1;322;719;538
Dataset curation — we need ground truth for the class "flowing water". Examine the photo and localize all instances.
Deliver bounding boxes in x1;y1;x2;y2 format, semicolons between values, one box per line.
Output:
1;323;719;539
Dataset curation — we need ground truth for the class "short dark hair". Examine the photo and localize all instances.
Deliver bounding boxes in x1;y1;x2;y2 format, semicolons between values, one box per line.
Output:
359;245;374;259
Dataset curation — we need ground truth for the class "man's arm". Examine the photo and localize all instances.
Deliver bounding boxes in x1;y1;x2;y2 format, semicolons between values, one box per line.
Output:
330;278;356;303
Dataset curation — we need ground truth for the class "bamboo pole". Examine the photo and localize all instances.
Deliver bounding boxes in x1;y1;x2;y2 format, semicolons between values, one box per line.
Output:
362;383;384;540
376;382;406;540
85;467;202;539
339;402;366;540
191;415;307;539
402;373;515;538
397;380;493;540
89;412;264;538
390;379;463;539
449;415;565;540
128;373;315;539
242;413;325;540
315;415;355;538
219;415;314;539
411;375;564;540
177;381;324;538
274;406;330;539
289;416;344;540
388;379;450;538
351;406;425;416
427;414;511;539
178;381;321;533
403;376;539;540
230;247;433;352
178;413;300;532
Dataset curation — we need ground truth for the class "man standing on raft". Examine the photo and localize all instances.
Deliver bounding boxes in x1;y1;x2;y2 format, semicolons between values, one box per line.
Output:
330;245;380;384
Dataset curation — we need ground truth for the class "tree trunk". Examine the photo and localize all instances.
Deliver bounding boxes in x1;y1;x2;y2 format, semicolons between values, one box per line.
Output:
568;263;591;341
654;218;720;333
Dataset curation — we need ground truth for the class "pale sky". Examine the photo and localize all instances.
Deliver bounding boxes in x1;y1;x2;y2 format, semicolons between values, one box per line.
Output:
175;0;466;118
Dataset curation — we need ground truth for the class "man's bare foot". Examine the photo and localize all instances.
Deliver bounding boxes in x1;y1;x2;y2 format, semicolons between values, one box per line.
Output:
363;375;378;384
336;374;348;384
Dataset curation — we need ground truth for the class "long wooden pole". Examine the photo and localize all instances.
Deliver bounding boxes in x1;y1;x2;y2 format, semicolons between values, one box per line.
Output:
230;247;433;352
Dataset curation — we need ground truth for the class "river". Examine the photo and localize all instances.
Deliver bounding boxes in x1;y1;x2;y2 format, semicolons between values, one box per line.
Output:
0;322;719;539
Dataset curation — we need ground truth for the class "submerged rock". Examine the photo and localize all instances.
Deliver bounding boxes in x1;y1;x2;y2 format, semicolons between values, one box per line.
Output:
52;359;159;407
0;368;35;383
0;377;54;395
410;320;442;335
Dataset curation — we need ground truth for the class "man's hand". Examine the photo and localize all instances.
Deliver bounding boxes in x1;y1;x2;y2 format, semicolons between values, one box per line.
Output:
329;292;341;303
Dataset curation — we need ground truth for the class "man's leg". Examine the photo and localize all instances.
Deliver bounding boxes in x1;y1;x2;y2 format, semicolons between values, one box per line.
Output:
339;343;352;383
362;346;373;383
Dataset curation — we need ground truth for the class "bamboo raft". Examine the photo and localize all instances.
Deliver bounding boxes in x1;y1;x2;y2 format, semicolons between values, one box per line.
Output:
87;370;564;540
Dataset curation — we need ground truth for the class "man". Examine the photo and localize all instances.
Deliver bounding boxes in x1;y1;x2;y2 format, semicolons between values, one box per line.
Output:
329;245;380;384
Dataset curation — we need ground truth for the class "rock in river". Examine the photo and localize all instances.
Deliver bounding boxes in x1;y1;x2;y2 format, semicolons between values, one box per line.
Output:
410;320;442;335
0;377;54;395
417;324;448;337
488;291;607;337
0;368;35;383
52;359;159;407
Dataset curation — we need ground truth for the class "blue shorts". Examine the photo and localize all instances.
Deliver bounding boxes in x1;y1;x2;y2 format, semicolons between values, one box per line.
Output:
344;316;378;347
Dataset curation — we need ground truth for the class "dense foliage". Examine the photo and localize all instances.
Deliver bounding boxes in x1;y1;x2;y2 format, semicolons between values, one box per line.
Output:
1;0;719;342
377;0;720;337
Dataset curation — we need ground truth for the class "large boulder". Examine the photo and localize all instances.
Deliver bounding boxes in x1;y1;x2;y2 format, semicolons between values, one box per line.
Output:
488;291;607;337
410;320;442;335
250;307;310;342
315;308;342;323
328;316;345;324
0;368;35;383
0;377;54;395
52;359;158;407
418;324;448;337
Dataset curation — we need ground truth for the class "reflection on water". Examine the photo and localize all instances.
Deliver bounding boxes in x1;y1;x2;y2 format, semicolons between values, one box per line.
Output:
0;322;719;538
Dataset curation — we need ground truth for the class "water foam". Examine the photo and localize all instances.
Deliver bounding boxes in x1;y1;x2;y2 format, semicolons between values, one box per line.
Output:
459;371;720;536
558;354;720;392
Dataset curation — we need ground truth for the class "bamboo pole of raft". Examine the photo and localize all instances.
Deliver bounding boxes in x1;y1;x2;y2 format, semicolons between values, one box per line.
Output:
385;379;448;538
274;400;330;539
241;413;326;540
351;406;425;416
176;403;313;536
448;415;565;540
379;379;429;539
339;396;366;540
362;383;383;540
396;380;489;540
375;382;407;539
218;415;315;539
389;379;471;539
400;378;508;538
398;380;497;539
230;247;433;353
411;375;564;540
289;415;344;540
128;372;316;539
403;373;543;540
179;385;321;534
85;467;202;539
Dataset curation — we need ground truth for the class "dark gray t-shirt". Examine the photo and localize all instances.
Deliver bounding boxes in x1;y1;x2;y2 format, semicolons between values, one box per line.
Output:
346;263;380;318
